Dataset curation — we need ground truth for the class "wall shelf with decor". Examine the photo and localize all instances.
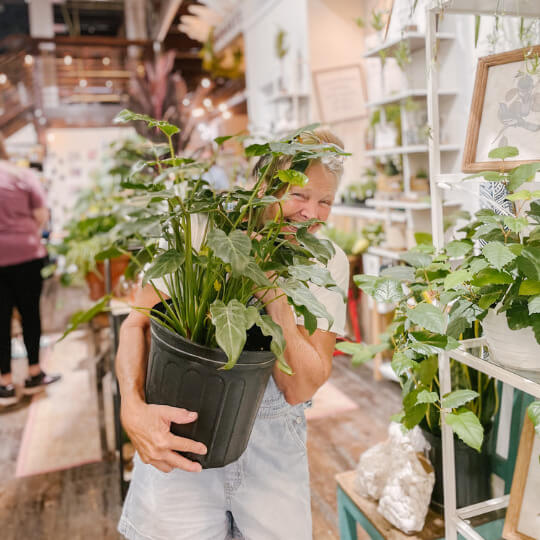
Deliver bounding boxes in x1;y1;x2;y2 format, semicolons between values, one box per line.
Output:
362;31;455;58
365;143;460;157
366;88;458;108
426;1;540;539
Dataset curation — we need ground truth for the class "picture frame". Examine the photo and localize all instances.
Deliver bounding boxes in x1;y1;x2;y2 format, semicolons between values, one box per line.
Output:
463;45;540;172
312;65;366;124
503;415;540;540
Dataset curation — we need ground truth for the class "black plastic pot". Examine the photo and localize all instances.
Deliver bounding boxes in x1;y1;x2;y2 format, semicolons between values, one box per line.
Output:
422;428;491;513
145;304;276;469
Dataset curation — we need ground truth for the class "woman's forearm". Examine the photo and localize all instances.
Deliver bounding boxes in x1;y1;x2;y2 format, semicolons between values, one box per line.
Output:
266;299;330;404
116;321;149;410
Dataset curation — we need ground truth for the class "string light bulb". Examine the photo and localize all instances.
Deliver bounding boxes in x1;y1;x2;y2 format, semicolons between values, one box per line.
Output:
0;73;7;84
201;78;211;88
64;55;73;65
24;55;34;65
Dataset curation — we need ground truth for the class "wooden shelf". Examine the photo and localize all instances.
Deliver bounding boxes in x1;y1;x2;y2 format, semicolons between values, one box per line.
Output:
367;246;405;260
268;93;309;103
366;143;460;157
366;89;458;108
430;0;540;17
363;31;455;59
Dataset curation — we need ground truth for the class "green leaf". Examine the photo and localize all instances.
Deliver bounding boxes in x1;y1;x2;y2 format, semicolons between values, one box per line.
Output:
519;280;540;295
288;264;338;289
144;249;185;285
445;409;484;452
158;123;179;137
279;278;334;330
506;190;532;201
60;295;112;340
473;223;500;240
245;143;270;157
469;258;490;274
210;300;249;369
400;250;432;268
409;332;459;354
403;388;428;429
95;246;124;261
416;355;439;386
244;260;273;288
442;390;479;409
214;135;233;145
504;216;529;233
380;265;416;281
471;268;513;286
407;303;446;334
517;255;540;280
488;146;519;160
276;169;309;186
479;292;503;309
335;342;388;365
482;242;517;270
463;171;506;181
444;269;472;290
207;229;251;276
296;228;334;263
527;401;540;437
373;278;405;303
529;295;540;315
508;163;540;192
391;352;415;376
445;240;473;258
254;313;290;374
415;232;433;245
417;390;439;404
353;275;379;296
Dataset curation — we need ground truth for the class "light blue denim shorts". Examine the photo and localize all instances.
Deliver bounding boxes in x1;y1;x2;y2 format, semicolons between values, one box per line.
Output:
118;377;312;540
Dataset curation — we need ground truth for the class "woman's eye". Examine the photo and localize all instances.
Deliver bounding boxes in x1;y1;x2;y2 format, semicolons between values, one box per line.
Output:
292;192;305;199
321;200;332;207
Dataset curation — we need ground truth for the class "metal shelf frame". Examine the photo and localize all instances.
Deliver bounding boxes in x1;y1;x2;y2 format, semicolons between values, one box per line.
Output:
426;2;540;539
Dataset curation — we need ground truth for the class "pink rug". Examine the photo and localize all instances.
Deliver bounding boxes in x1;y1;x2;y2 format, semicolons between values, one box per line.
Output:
305;381;358;420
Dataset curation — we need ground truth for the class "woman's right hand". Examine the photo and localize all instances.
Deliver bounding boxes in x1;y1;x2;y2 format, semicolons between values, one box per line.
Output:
121;400;208;473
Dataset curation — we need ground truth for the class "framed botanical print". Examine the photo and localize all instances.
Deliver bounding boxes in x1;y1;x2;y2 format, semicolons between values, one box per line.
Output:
503;415;540;540
463;45;540;172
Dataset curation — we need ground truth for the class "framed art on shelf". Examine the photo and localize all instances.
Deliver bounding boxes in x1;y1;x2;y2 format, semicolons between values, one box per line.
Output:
503;415;540;540
463;45;540;172
313;65;366;124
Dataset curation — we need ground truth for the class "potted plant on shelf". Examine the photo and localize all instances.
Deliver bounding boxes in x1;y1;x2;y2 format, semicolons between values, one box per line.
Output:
338;145;540;508
64;110;349;468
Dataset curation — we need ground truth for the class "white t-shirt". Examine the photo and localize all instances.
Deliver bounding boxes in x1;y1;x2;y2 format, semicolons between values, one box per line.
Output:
152;215;349;336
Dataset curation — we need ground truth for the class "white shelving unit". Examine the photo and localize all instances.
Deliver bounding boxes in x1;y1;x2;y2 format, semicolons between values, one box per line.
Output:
366;88;458;108
365;143;460;157
426;2;540;539
362;31;455;58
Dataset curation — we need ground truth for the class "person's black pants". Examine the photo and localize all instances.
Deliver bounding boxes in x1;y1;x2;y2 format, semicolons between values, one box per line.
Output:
0;258;44;375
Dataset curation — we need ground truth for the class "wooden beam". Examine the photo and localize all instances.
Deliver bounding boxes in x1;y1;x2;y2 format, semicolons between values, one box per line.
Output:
153;0;183;43
32;36;152;48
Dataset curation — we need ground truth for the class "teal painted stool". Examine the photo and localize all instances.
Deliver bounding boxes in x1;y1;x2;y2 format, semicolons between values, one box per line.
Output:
336;386;534;539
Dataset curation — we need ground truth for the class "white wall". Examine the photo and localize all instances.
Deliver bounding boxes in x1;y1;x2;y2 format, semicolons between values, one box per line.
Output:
308;0;367;189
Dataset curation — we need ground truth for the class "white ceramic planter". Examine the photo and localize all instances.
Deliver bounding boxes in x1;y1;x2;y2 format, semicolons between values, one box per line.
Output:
482;309;540;371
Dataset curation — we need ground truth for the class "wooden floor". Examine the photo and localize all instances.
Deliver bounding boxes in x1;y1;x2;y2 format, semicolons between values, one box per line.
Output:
0;344;401;540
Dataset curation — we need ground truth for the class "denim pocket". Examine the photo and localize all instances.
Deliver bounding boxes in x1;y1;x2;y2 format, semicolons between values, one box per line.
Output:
284;411;307;453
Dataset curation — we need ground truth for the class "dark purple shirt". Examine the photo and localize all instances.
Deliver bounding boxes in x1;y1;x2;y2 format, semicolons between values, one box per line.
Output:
0;162;47;266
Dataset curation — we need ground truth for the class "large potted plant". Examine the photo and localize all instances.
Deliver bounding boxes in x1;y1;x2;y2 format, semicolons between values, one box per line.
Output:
338;146;540;508
65;110;349;468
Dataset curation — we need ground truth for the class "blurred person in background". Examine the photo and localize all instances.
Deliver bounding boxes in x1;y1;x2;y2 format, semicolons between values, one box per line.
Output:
0;148;60;406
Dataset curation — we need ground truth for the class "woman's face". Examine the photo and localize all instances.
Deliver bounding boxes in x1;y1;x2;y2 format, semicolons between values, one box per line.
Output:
264;161;338;234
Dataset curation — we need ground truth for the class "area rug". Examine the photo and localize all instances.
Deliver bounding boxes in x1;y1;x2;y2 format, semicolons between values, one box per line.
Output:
15;331;102;477
305;381;358;421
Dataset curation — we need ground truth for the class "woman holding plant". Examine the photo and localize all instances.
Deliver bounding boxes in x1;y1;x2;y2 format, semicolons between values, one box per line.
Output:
115;127;349;540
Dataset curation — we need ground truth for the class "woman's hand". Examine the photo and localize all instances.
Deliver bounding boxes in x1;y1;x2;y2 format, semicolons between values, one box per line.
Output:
121;400;208;473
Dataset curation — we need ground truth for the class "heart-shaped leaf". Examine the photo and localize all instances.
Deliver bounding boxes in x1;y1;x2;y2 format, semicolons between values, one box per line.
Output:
207;229;251;275
442;390;479;409
407;303;446;334
445;409;484;452
482;242;517;270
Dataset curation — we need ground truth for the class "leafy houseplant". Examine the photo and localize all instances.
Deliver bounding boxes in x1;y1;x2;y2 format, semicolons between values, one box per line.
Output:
67;110;349;467
339;146;540;490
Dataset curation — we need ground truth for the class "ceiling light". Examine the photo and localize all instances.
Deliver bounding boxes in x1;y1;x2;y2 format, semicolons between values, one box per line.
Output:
64;55;73;65
222;111;232;120
201;77;211;88
24;55;34;65
182;98;190;107
203;97;212;108
192;108;205;118
0;73;7;84
79;79;87;87
218;103;228;112
102;57;111;66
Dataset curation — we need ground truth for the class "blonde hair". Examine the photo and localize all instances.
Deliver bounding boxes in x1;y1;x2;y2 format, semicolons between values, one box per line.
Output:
254;127;345;183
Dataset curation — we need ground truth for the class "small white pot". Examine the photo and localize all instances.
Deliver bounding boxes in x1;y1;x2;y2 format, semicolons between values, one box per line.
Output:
482;308;540;371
